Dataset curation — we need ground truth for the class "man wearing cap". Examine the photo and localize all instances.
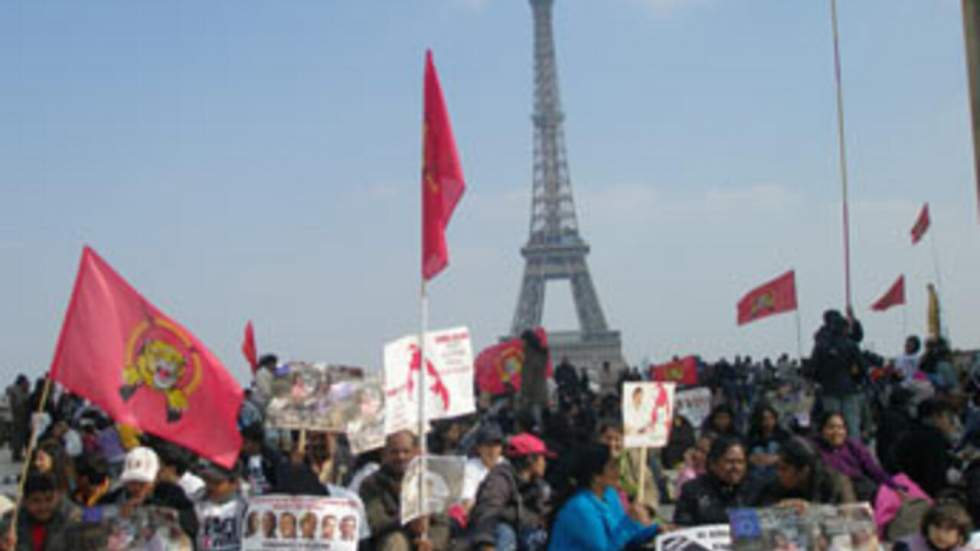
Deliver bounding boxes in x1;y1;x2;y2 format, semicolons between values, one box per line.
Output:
99;446;199;540
461;424;506;510
467;433;552;551
360;430;451;551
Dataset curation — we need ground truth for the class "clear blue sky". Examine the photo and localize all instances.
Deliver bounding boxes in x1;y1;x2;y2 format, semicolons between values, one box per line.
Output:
2;0;977;384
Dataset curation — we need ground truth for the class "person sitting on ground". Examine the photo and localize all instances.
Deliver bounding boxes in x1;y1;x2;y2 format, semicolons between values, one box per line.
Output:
894;399;962;498
468;433;552;551
877;387;916;474
754;437;855;508
596;419;658;515
674;432;716;498
194;460;248;551
461;424;507;513
99;446;199;539
701;405;740;438
547;444;659;551
660;414;696;470
747;403;790;482
360;431;451;551
71;453;111;507
813;411;902;502
893;500;973;551
673;435;756;526
15;472;79;551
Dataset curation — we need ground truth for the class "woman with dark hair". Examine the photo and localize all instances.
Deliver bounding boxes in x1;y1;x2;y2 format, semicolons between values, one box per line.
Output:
813;411;901;501
673;436;755;526
548;444;659;550
29;438;73;494
747;403;790;481
702;404;739;437
754;437;855;507
893;500;973;551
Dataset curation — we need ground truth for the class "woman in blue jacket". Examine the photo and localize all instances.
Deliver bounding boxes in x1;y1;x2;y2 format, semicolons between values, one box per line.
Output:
548;444;660;551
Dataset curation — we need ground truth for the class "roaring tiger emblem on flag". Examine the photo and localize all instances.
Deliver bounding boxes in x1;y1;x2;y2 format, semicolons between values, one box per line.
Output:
749;292;775;317
119;317;203;423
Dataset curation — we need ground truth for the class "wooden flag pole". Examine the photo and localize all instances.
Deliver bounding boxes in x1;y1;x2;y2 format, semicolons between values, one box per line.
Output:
794;309;804;362
636;447;648;505
10;376;54;547
829;0;854;311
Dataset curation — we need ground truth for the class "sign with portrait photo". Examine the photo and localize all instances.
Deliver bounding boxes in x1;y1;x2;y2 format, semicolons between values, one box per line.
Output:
622;382;675;448
242;495;362;551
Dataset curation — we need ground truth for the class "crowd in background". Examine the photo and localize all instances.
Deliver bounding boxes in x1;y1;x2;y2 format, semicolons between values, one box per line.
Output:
0;310;979;550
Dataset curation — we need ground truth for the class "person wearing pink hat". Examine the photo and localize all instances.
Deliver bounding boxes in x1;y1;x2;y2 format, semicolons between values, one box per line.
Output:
468;432;552;551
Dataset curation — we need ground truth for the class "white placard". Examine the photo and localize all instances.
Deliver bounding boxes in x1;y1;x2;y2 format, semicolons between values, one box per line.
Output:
656;524;731;551
400;455;466;525
623;382;675;448
675;387;712;428
242;495;361;551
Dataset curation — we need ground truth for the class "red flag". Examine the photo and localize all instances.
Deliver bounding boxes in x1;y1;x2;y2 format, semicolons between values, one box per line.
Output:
737;270;798;326
474;328;551;396
911;203;930;245
871;275;905;312
422;50;466;281
242;321;258;373
650;356;698;385
49;247;243;467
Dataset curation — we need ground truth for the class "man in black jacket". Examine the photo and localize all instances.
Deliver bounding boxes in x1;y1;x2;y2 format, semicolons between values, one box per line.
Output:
810;309;865;437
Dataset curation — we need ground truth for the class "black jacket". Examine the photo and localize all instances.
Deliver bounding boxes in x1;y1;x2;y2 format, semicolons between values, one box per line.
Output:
673;473;756;526
468;463;549;547
893;422;957;498
810;321;865;396
753;467;852;506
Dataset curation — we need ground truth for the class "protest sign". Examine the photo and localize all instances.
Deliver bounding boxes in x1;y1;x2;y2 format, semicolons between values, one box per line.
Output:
400;455;466;524
265;362;367;432
674;387;712;428
343;378;386;454
65;506;191;551
242;495;362;551
656;524;731;551
622;382;675;448
384;327;475;435
728;503;878;551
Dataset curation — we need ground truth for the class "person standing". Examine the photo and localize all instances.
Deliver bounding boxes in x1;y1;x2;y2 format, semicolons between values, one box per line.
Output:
6;376;29;462
810;309;866;437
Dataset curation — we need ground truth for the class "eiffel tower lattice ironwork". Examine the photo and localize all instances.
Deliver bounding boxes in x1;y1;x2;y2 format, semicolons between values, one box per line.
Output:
510;0;623;368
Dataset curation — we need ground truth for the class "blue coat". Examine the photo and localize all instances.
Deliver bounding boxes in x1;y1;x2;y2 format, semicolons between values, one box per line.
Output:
547;486;658;551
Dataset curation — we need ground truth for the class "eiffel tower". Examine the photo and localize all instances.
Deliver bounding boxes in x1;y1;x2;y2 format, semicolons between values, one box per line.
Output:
510;0;624;372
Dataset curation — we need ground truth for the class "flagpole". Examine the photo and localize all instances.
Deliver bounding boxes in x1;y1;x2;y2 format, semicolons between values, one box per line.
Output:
829;0;854;311
794;309;804;362
417;280;429;540
10;376;54;548
902;302;908;339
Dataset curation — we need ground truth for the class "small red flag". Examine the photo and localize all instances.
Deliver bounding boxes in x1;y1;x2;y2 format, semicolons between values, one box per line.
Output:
650;356;698;385
737;270;798;326
49;247;243;467
242;320;258;373
911;203;930;245
871;275;905;312
422;50;466;281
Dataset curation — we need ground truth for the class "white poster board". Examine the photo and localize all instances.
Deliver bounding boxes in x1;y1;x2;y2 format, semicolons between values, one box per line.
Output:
384;327;475;435
674;387;712;428
623;382;675;448
242;495;361;551
656;524;731;551
399;455;466;525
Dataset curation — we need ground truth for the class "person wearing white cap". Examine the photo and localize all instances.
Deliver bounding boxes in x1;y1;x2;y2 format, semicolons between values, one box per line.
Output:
100;446;200;540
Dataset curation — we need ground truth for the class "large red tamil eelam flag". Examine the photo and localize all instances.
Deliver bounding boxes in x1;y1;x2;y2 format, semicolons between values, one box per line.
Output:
736;270;798;326
49;247;243;467
911;203;930;245
871;275;905;312
422;50;466;281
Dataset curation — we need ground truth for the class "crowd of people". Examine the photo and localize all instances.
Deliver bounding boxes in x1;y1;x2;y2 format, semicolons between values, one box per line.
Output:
0;312;979;550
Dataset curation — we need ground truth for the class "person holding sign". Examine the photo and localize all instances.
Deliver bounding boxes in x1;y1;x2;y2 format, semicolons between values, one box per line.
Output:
360;431;451;551
548;444;660;550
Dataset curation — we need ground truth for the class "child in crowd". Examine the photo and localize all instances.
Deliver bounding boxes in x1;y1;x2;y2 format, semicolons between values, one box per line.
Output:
893;501;973;551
